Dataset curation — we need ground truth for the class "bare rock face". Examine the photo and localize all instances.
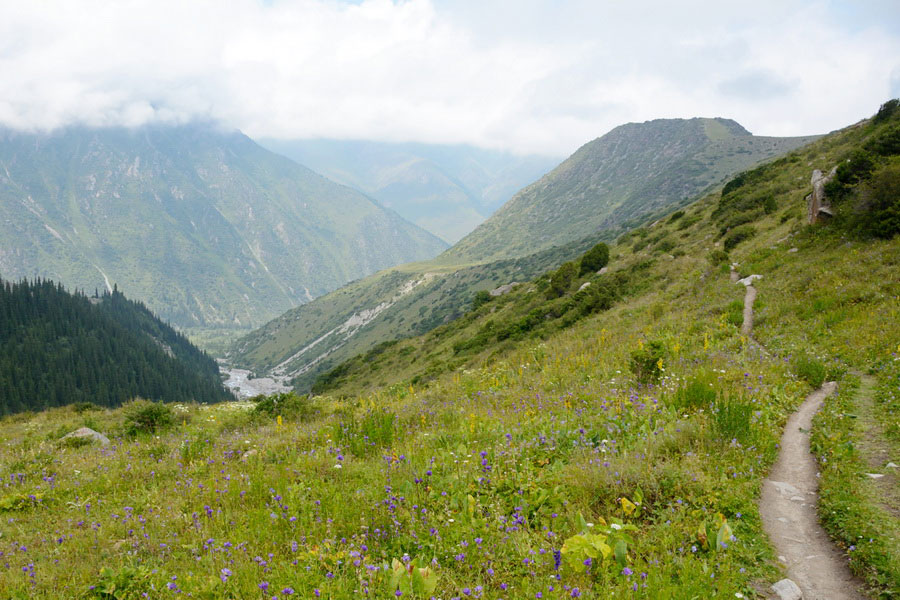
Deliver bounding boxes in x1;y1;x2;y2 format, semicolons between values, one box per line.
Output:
60;427;110;446
490;283;519;297
806;167;837;224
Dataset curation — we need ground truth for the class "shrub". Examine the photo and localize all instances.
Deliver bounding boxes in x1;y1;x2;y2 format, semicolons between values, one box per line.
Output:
72;401;101;414
667;210;685;223
655;238;675;253
867;123;900;156
713;397;755;444
334;409;395;456
471;290;492;310
547;261;577;298
708;249;729;266
792;354;827;388
856;163;900;239
872;98;899;124
579;242;610;275
671;374;717;411
629;341;666;384
723;225;756;252
123;399;174;435
252;392;315;421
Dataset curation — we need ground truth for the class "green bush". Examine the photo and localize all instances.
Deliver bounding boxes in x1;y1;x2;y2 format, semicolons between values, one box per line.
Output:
252;392;315;421
72;401;101;414
123;399;175;436
629;341;666;384
792;354;827;388
867;123;900;156
872;98;899;124
713;397;755;444
655;238;675;253
856;163;900;239
671;374;717;411
578;242;610;275
723;225;756;252
334;408;395;456
667;210;685;223
708;249;729;266
471;290;492;310
547;261;577;298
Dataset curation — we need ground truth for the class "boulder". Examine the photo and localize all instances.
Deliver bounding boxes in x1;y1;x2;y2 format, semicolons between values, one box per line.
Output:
60;427;110;446
806;167;837;224
489;283;519;297
578;282;591;292
771;578;803;600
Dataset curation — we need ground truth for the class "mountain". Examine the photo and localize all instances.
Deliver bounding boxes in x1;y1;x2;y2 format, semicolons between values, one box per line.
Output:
442;117;820;264
6;103;896;599
228;236;599;391
0;277;231;414
258;139;560;243
228;117;819;389
0;124;447;329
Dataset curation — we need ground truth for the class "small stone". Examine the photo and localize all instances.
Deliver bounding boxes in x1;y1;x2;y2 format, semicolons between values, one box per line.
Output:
865;473;884;479
241;449;258;462
59;427;110;446
578;282;591;291
886;462;898;468
788;247;799;253
597;267;608;275
771;578;803;600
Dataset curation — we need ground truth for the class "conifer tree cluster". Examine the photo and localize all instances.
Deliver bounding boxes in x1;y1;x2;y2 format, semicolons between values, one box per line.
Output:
0;278;231;415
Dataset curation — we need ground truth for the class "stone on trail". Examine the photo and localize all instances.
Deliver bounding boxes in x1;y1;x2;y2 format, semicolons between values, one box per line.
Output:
865;473;884;479
771;578;803;600
737;274;762;286
60;427;110;446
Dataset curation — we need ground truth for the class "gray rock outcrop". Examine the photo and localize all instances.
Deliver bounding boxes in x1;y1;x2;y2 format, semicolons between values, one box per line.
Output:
806;167;837;224
490;283;519;297
60;427;110;446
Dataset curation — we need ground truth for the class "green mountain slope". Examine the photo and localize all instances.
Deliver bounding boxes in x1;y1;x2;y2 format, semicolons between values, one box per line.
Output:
0;125;447;329
0;278;231;414
2;103;896;599
229;118;818;388
228;236;600;392
442;118;819;264
259;139;560;243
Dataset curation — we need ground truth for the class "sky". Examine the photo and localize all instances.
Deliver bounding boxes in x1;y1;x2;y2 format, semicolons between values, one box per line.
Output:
0;0;898;156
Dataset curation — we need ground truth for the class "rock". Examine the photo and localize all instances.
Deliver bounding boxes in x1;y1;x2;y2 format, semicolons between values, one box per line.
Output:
597;267;608;275
886;462;898;468
771;578;803;600
241;449;258;462
788;247;799;253
578;282;591;291
865;473;884;479
60;427;110;446
737;274;762;286
807;167;837;225
489;282;518;297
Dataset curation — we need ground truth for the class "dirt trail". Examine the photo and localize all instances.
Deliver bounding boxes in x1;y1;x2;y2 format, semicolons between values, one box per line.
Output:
759;383;867;599
736;274;868;598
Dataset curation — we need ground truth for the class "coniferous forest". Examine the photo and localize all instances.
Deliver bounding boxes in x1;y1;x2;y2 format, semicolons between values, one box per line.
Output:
0;278;231;414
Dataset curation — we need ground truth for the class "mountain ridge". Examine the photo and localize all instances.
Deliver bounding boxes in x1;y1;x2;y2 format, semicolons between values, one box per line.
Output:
0;124;447;328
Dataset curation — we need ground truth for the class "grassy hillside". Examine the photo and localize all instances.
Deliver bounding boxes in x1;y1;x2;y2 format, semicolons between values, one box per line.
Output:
442;118;819;264
229;235;602;391
229;117;818;388
0;103;896;599
0;124;447;329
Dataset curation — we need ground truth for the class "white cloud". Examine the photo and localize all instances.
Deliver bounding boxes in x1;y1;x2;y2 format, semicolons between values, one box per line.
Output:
0;0;897;155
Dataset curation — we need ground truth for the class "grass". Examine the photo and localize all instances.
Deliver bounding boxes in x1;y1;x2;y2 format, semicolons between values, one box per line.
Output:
0;106;897;598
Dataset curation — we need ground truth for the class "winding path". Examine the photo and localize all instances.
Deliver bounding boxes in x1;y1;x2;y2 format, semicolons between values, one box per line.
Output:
735;273;868;599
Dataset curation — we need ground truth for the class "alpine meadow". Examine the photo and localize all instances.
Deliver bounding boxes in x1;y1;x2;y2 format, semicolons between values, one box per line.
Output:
0;2;898;600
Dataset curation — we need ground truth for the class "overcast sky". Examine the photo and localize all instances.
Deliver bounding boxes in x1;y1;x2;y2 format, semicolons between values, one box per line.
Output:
1;0;898;156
